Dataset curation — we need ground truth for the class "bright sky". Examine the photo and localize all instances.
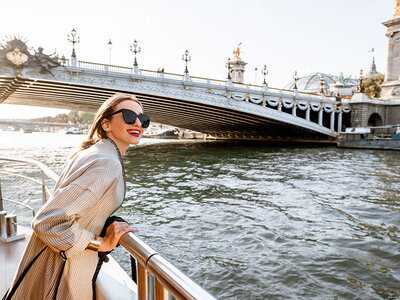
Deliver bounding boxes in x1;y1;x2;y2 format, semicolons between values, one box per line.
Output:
0;0;393;119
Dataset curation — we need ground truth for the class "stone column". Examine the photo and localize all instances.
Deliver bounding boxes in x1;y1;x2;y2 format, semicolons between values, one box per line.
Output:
229;58;247;83
330;111;335;131
381;13;400;98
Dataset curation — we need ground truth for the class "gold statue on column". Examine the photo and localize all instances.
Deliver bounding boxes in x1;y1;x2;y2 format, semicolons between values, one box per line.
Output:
394;0;400;17
233;42;242;59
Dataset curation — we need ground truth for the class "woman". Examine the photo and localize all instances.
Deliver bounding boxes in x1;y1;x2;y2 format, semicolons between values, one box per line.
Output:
4;93;150;300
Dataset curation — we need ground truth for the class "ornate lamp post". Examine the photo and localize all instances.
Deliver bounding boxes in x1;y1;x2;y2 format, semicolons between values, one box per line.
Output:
226;58;232;80
130;39;141;68
356;69;364;93
293;71;299;90
182;49;191;75
262;65;268;85
107;39;112;65
67;28;80;59
319;75;326;94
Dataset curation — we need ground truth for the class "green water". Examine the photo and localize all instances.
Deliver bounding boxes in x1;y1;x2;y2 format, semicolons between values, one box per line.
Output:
1;132;399;299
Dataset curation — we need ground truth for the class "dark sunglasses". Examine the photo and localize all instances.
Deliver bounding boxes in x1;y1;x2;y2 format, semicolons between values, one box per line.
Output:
106;109;151;128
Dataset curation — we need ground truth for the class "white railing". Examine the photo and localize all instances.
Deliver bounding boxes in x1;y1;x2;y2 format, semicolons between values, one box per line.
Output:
61;59;335;100
0;156;216;300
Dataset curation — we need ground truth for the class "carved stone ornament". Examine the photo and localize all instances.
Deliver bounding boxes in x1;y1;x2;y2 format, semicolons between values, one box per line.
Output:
391;87;400;96
0;37;60;75
6;48;28;66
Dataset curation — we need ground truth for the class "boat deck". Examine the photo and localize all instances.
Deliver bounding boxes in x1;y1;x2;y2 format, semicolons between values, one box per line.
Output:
0;226;31;297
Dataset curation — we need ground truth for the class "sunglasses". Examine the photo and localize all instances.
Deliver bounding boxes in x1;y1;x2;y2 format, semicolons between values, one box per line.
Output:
106;109;151;128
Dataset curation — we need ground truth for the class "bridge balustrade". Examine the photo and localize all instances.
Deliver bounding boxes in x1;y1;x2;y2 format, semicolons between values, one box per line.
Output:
2;58;351;137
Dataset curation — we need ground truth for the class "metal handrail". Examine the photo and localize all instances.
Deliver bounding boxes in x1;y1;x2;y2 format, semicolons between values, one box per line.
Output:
2;197;36;217
0;156;216;300
120;233;216;300
0;156;59;183
0;171;51;195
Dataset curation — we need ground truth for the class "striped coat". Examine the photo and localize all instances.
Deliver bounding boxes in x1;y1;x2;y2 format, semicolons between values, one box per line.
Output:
5;138;125;300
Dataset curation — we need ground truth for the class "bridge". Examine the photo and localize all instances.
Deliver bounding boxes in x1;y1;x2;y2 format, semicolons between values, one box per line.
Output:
0;39;350;141
0;119;73;132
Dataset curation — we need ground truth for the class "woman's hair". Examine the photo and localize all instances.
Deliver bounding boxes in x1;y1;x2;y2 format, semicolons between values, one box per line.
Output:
75;93;143;154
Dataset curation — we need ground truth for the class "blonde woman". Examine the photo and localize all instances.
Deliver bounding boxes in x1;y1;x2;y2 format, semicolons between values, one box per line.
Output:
4;93;150;300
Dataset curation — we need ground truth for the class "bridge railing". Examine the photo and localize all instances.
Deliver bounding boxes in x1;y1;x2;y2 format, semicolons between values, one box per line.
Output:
60;58;348;135
62;59;333;99
0;156;216;300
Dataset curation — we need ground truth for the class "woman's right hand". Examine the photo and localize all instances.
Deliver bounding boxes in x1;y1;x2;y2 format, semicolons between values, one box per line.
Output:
98;221;135;252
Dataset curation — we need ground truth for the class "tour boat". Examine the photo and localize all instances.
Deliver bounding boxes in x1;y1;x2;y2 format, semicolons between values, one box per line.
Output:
0;156;215;300
337;125;400;150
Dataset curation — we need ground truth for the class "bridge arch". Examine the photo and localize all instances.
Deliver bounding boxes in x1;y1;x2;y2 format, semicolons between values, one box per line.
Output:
367;113;383;127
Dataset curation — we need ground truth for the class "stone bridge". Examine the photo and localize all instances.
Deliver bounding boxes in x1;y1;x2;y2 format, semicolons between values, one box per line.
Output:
0;40;350;141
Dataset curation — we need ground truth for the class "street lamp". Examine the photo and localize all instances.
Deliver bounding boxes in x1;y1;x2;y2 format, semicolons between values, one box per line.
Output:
319;75;326;94
226;58;231;80
107;39;112;65
293;71;299;90
262;65;268;85
356;69;364;93
130;39;141;68
67;28;80;58
182;49;191;75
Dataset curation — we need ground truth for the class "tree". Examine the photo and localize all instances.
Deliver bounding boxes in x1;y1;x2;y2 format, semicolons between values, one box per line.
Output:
362;74;384;98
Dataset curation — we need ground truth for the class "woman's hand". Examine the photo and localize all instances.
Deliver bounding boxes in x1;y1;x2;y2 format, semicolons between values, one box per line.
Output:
98;221;135;252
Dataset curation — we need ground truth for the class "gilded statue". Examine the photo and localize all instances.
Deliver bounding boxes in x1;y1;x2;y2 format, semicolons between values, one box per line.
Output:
233;42;242;59
394;0;400;17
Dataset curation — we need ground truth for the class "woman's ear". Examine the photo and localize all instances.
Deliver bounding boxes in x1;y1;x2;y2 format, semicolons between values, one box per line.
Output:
101;118;111;131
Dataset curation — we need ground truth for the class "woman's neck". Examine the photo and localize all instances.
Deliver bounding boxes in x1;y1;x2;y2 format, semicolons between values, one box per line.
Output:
105;134;128;155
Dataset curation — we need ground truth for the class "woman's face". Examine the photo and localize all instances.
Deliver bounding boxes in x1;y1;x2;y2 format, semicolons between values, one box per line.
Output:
102;100;144;152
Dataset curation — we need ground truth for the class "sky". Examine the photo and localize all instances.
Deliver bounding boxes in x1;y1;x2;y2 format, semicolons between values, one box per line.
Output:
0;0;393;119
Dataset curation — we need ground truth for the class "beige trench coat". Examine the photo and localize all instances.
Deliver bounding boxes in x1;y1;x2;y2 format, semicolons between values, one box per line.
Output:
5;138;125;300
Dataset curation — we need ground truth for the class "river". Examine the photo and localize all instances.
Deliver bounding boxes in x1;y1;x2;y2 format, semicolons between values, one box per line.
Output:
0;131;399;299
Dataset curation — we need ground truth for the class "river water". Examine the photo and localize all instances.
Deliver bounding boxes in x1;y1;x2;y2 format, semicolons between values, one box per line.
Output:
0;131;399;299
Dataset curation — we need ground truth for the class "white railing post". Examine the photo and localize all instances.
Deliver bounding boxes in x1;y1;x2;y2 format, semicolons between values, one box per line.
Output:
306;103;310;121
338;110;343;133
292;101;297;116
318;108;323;126
330;110;335;131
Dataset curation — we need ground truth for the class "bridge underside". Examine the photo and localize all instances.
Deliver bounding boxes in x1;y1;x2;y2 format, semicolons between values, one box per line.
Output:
0;76;332;141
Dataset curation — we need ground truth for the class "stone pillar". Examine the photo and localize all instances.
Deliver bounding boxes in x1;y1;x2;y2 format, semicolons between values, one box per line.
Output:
306;104;310;121
381;12;400;98
292;103;297;116
278;100;282;112
330;111;335;131
229;58;247;83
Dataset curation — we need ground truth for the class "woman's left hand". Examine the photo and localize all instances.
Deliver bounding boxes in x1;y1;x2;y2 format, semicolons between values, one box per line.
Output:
98;221;134;252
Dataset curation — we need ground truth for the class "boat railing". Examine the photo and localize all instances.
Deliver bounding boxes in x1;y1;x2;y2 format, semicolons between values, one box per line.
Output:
0;156;216;300
0;156;58;214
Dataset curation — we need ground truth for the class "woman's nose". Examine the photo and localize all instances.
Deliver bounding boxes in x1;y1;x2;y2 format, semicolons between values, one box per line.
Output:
134;116;142;127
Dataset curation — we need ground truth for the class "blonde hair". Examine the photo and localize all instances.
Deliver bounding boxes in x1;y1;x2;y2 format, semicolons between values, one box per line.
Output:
75;93;143;155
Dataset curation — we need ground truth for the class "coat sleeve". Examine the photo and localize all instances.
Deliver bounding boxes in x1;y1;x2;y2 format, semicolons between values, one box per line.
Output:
32;159;120;258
